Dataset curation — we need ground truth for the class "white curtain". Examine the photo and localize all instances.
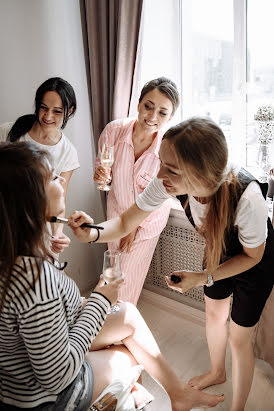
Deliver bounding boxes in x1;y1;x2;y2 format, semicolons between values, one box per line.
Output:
129;0;182;128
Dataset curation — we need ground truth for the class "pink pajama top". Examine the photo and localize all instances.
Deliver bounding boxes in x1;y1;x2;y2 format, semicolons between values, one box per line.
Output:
95;118;171;242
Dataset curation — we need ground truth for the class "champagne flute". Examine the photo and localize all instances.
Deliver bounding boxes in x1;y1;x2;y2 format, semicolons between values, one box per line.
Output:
103;250;122;313
97;143;114;191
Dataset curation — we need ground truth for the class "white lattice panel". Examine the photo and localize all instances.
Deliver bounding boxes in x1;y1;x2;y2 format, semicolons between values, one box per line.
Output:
145;222;206;303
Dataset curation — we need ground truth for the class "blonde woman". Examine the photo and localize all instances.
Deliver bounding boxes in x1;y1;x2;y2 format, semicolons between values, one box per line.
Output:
71;117;274;411
0;141;224;411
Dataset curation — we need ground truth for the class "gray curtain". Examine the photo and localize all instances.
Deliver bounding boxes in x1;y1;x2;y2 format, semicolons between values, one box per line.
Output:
81;0;143;146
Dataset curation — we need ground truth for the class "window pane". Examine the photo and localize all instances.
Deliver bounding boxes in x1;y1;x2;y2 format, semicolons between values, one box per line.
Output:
247;0;274;167
181;0;233;146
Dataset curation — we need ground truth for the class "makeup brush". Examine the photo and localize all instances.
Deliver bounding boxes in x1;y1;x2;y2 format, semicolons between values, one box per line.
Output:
50;216;104;230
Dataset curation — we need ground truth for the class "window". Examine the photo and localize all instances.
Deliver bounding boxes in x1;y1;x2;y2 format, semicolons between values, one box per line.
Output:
134;0;274;169
246;0;274;166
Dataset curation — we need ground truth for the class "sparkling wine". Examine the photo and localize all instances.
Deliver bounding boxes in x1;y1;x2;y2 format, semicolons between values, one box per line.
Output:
101;158;114;168
103;267;121;283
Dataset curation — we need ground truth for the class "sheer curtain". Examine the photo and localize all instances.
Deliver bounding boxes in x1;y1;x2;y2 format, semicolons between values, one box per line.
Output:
81;0;143;146
129;0;182;124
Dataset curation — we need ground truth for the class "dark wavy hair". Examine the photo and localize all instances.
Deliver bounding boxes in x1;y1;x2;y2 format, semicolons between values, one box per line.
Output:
139;77;180;115
7;77;77;142
0;141;51;311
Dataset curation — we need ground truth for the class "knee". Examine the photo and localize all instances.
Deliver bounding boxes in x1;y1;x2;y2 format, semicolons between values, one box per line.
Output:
122;302;142;325
229;329;253;351
205;303;229;325
123;301;140;318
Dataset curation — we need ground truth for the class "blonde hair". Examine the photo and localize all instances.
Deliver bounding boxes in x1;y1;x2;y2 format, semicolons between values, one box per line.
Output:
163;117;241;271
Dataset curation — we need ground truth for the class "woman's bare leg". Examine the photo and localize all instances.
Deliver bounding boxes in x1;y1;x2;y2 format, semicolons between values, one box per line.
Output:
229;319;255;411
86;345;138;402
189;295;230;390
90;302;225;411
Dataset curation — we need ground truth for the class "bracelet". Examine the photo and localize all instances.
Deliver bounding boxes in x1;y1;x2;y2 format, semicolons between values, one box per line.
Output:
88;227;100;243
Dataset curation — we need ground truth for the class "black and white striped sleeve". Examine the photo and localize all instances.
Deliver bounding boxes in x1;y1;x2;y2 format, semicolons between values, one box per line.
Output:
15;259;110;393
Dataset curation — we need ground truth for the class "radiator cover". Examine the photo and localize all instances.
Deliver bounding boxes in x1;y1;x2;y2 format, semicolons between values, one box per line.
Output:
145;209;206;309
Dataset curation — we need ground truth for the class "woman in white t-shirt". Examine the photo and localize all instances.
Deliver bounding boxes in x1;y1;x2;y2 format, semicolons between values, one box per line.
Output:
69;117;274;411
0;77;80;254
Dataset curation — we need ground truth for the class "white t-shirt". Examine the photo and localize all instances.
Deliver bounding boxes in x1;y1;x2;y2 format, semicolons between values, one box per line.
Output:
0;122;79;175
136;176;269;249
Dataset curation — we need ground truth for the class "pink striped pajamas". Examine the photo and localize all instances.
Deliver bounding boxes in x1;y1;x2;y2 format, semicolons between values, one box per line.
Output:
95;118;171;304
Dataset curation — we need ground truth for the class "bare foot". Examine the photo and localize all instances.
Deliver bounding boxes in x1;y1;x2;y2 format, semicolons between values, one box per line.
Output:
188;371;226;390
171;383;225;411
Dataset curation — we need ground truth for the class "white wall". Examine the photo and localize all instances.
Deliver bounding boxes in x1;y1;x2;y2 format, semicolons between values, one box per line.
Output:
0;0;106;293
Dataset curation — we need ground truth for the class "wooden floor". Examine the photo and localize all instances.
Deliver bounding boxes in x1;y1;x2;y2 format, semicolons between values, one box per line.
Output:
137;289;274;411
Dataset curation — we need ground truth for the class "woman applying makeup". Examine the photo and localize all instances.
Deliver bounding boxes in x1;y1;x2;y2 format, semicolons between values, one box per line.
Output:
0;141;224;411
71;117;274;411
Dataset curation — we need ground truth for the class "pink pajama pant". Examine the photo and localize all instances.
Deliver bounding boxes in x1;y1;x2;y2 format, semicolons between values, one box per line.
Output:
108;235;159;305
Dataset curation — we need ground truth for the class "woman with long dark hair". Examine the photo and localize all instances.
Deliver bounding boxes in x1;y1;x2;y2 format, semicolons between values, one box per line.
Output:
70;117;274;411
0;141;223;410
0;77;79;254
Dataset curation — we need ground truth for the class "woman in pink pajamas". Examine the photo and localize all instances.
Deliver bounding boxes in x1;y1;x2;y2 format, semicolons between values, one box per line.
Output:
94;77;179;304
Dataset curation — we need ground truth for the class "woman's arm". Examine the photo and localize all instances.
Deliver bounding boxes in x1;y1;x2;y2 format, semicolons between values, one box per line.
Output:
50;170;74;253
16;259;123;393
166;242;265;293
68;202;151;243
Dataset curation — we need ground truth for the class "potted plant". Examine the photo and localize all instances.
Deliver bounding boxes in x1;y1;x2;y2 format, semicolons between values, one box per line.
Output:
254;104;274;144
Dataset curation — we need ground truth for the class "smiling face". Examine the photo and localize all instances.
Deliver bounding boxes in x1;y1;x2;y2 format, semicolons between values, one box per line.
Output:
38;91;65;131
157;139;216;198
137;89;173;133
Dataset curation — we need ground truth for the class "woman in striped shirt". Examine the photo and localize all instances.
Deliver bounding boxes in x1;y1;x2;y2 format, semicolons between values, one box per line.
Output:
0;141;224;410
94;77;180;305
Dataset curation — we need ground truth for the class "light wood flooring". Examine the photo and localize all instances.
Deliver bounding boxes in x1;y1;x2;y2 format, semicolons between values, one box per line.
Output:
137;289;274;411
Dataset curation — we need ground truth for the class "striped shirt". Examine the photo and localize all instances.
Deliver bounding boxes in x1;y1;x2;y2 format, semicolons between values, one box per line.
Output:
0;256;110;408
95;118;172;241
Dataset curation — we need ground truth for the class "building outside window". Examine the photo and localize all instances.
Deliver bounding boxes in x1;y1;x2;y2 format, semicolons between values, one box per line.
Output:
134;0;274;172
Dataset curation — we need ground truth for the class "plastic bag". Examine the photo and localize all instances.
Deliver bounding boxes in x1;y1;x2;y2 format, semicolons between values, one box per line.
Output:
90;365;154;411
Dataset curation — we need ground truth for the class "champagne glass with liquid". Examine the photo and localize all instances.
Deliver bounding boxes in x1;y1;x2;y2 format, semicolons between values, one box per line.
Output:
97;143;114;191
103;250;122;313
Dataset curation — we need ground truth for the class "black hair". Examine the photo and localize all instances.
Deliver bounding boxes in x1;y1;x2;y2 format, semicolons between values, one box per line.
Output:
8;77;77;142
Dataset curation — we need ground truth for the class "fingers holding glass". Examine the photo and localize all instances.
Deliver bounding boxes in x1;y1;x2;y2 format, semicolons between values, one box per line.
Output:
97;144;114;191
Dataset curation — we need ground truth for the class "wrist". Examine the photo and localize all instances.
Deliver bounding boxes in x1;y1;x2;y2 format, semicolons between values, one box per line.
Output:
88;228;100;243
198;271;208;286
204;272;214;287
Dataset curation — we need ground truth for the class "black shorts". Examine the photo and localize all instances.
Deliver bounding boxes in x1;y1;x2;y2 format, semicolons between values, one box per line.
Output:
204;257;274;327
0;360;94;411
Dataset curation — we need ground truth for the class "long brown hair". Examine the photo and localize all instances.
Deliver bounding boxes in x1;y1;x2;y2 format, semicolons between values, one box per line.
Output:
0;141;51;311
163;117;241;272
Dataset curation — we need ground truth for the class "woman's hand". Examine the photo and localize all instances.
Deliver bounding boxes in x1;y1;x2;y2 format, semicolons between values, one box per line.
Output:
68;210;94;242
50;233;71;254
93;275;124;305
93;165;112;184
119;228;138;252
165;270;205;294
